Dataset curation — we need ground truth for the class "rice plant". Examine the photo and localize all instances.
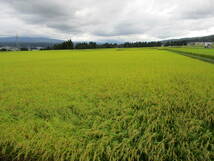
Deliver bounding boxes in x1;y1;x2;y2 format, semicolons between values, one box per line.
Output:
0;48;213;161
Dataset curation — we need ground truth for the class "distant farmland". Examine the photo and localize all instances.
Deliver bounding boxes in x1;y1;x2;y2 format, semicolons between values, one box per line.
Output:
164;47;214;62
0;48;213;161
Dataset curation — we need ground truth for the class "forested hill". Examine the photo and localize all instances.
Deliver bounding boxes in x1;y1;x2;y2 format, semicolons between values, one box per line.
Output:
165;35;214;42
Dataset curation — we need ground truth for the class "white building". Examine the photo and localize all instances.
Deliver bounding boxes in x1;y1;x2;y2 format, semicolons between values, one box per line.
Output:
0;46;19;51
204;42;213;48
188;42;213;48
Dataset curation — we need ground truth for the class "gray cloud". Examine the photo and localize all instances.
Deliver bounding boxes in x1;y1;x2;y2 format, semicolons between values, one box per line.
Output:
176;0;214;19
0;0;214;41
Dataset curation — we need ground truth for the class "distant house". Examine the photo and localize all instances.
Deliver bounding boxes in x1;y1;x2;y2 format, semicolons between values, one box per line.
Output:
30;47;45;51
0;46;19;51
188;42;213;48
204;42;213;48
0;46;45;51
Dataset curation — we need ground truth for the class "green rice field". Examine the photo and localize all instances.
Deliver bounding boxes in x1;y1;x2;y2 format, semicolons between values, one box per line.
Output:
165;47;214;60
0;48;214;161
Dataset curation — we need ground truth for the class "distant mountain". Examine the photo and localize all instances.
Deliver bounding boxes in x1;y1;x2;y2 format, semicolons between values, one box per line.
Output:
163;35;214;43
0;36;63;43
0;36;63;48
1;35;214;49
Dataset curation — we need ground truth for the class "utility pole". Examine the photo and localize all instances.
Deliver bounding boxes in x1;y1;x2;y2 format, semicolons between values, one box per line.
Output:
16;33;19;50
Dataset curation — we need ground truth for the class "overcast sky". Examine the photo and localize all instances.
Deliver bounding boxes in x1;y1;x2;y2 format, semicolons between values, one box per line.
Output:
0;0;214;42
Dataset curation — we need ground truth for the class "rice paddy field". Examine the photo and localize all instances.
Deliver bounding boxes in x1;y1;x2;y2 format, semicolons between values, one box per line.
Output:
165;47;214;60
0;48;214;161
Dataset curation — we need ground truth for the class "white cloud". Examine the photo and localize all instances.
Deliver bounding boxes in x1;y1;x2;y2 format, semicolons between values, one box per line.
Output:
0;0;214;41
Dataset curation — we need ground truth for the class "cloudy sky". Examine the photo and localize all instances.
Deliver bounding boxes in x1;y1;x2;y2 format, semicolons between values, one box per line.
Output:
0;0;214;42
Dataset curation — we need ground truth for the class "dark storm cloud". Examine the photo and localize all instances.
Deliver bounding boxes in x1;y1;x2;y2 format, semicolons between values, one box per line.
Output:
0;0;214;41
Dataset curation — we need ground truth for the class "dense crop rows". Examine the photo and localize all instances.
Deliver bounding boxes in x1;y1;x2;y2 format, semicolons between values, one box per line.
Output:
166;47;214;60
0;48;214;161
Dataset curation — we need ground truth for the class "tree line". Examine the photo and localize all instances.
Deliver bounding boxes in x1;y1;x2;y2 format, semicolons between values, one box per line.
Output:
45;40;187;50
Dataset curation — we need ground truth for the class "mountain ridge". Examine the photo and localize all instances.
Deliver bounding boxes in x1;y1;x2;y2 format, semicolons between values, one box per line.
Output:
0;36;63;43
